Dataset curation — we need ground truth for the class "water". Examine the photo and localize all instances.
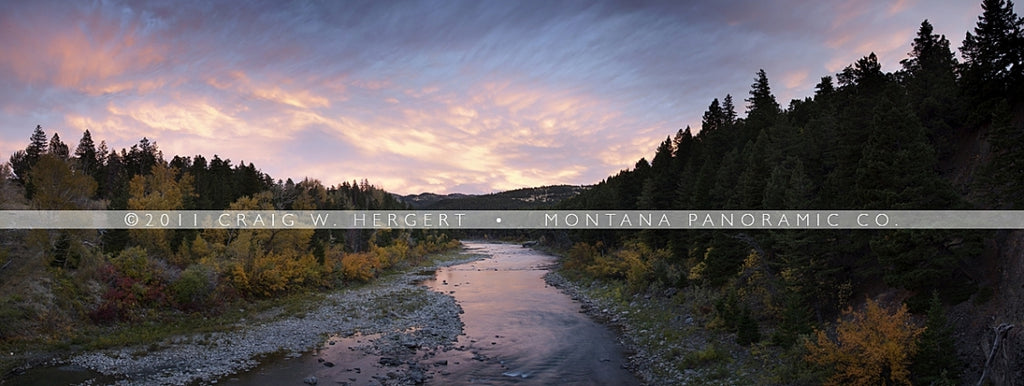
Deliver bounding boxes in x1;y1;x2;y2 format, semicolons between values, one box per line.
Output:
231;242;639;385
11;242;639;385
419;242;638;384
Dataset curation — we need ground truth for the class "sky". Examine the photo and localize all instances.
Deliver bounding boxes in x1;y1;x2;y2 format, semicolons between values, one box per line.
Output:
0;0;1010;195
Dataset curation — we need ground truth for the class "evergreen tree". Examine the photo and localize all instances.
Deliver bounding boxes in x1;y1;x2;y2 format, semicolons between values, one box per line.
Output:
912;292;961;385
838;52;885;90
10;125;48;183
27;125;47;161
721;94;738;126
736;306;761;346
74;130;99;176
814;76;835;98
901;20;962;158
854;97;951;209
124;137;161;176
102;149;128;209
702;98;726;133
736;130;774;208
745;69;780;131
637;137;676;210
7;150;29;184
960;0;1024;100
707;149;742;209
671;127;694;177
48;133;69;160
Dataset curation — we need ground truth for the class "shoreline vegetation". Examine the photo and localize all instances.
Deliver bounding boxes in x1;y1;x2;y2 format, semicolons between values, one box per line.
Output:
3;245;480;385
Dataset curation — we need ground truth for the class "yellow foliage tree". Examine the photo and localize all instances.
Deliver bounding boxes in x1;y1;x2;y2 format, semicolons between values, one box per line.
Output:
26;154;101;268
217;192;320;297
341;252;377;282
805;298;923;386
127;163;194;259
28;154;97;210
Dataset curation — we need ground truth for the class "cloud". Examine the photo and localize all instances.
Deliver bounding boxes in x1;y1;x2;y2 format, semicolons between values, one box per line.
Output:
0;1;994;195
0;2;169;93
207;71;332;109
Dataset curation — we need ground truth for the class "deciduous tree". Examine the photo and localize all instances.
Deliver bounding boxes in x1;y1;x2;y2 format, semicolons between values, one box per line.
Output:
805;298;922;386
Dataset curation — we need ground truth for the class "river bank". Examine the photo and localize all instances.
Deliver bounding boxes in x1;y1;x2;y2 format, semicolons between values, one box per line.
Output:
231;241;640;385
544;269;772;385
6;248;485;386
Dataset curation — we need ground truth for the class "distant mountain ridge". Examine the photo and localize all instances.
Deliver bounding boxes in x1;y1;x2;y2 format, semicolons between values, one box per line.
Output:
396;185;589;210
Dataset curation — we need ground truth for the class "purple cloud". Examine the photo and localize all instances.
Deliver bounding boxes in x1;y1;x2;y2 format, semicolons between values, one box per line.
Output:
0;0;1008;194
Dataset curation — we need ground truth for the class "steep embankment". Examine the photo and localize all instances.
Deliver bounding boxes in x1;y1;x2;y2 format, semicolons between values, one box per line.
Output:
954;230;1024;386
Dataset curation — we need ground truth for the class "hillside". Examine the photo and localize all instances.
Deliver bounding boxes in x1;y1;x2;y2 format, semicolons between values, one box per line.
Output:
398;185;588;210
552;4;1024;385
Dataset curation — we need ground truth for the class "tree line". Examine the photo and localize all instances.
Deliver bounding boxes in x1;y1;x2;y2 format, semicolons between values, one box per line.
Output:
557;0;1023;384
0;127;457;336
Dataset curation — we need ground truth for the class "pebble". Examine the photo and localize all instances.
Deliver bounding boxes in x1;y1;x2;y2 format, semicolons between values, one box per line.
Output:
65;258;477;386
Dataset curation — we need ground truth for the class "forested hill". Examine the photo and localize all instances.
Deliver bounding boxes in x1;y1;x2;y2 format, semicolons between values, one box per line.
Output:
555;2;1024;384
398;185;587;210
0;125;461;350
560;17;1022;298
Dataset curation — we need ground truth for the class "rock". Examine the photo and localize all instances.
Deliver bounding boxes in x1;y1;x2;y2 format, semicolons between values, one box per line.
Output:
379;357;402;367
434;360;448;366
303;375;318;384
408;368;427;384
323;361;335;367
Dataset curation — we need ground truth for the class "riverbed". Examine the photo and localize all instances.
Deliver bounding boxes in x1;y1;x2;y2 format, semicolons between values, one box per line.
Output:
7;242;640;385
229;242;639;385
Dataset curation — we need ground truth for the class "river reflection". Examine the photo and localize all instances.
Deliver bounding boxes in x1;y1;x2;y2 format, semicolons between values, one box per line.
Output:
229;242;639;385
420;242;638;385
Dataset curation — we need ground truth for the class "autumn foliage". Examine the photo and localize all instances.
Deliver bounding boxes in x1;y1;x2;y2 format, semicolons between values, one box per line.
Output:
804;298;923;386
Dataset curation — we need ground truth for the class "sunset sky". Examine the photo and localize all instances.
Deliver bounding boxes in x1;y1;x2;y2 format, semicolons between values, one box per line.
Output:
0;1;1007;195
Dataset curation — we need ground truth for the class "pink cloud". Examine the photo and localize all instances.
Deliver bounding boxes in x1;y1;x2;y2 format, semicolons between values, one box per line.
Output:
0;3;168;93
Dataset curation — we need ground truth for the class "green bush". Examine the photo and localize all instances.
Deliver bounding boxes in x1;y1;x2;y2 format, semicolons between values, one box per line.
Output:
681;344;729;369
171;264;216;311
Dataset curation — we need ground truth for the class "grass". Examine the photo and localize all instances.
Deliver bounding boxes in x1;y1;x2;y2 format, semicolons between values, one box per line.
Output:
1;244;472;378
555;265;771;385
681;344;730;369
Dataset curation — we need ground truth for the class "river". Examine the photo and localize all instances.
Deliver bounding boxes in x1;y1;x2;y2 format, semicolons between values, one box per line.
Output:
229;242;640;385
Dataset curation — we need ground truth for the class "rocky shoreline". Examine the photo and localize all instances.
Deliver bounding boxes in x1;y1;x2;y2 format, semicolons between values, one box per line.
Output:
542;270;657;384
544;269;767;385
56;255;484;386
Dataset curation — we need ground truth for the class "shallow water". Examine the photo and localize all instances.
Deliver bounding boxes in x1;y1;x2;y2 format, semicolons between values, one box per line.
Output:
417;242;638;385
227;242;640;385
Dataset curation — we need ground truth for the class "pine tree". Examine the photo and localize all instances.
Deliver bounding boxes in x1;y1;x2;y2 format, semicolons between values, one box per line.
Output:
10;125;48;183
911;292;961;385
745;69;780;130
838;53;885;90
702;98;725;133
74;130;99;176
637;137;676;210
48;133;70;160
901;20;962;157
26;125;47;161
671;127;694;177
721;94;738;126
960;0;1024;99
814;76;835;98
736;306;761;346
964;0;1024;208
